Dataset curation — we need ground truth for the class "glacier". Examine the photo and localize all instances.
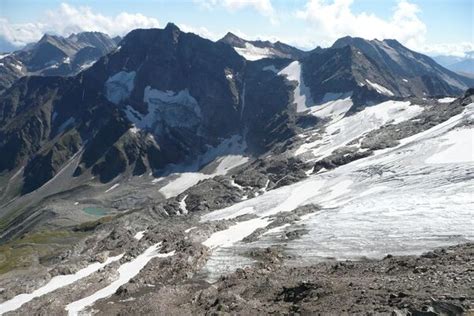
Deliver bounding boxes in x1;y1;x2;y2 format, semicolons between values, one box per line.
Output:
199;102;474;282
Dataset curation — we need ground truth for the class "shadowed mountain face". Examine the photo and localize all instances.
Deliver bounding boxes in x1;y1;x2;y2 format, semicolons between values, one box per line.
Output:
0;24;472;199
0;24;294;195
0;32;117;93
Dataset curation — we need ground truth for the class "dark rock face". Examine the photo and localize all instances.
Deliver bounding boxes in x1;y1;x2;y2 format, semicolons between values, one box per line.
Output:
0;24;298;197
312;147;373;173
0;31;117;92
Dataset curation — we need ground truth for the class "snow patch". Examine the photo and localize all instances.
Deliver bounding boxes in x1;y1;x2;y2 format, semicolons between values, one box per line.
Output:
133;230;146;240
66;244;174;316
125;87;201;134
438;97;456;103
296;101;423;158
105;71;136;104
234;42;273;61
365;79;394;96
179;195;189;214
104;183;120;193
0;255;123;314
278;61;313;112
309;96;353;120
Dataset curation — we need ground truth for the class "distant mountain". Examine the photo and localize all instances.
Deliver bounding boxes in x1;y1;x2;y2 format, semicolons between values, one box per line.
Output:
433;53;474;76
0;32;117;93
320;36;474;100
219;32;307;60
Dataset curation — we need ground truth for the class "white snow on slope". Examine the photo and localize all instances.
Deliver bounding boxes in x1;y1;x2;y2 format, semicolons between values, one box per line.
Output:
296;100;423;159
425;128;474;164
125;87;201;133
308;96;353;120
0;255;123;315
66;243;174;316
104;183;120;193
159;155;249;198
278;61;313;112
134;230;146;240
156;135;248;198
199;103;474;281
105;71;136;104
234;43;273;61
365;79;394;96
438;97;456;103
179;195;189;214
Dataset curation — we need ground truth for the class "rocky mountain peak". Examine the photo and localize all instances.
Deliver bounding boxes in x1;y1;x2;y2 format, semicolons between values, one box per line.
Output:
220;32;246;48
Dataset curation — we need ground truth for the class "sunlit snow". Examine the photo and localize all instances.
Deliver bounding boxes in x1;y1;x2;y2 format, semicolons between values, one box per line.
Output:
278;61;313;112
0;255;123;314
66;243;174;316
234;42;273;61
365;79;394;96
199;102;474;282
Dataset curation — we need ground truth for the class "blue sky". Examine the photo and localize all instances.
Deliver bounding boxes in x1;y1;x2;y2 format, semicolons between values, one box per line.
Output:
0;0;472;56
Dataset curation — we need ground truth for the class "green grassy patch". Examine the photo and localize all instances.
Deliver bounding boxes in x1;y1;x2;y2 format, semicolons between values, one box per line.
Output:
0;229;87;275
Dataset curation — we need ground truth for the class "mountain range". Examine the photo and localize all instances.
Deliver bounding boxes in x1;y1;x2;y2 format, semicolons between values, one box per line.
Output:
0;23;473;315
0;31;118;93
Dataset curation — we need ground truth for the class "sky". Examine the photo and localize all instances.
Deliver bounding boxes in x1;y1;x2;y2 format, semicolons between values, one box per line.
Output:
0;0;472;57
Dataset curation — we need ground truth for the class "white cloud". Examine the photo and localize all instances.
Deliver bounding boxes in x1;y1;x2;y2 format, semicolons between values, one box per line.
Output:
178;24;221;41
419;42;474;58
0;3;160;48
296;0;426;48
196;0;277;23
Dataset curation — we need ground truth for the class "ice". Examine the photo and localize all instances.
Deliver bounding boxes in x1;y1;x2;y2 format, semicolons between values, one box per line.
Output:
65;243;174;316
203;217;270;249
184;227;197;233
125;87;201;134
0;255;123;314
308;96;353;120
156;135;248;198
199;103;474;281
57;117;75;133
105;71;136;105
158;155;249;198
425;128;474;164
262;65;278;73
438;97;456;103
133;230;146;240
79;61;95;71
234;42;273;61
278;61;313;112
179;195;189;214
296;100;423;158
104;183;119;193
129;126;140;134
365;79;394;96
12;63;22;71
